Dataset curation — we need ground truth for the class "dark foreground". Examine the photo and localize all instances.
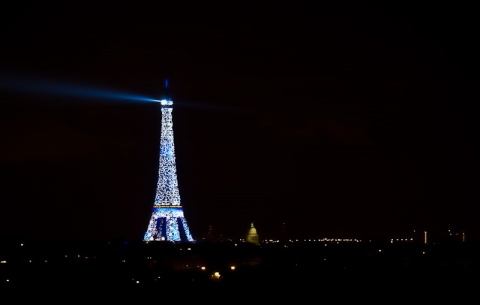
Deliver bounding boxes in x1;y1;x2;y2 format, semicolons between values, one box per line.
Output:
1;239;479;300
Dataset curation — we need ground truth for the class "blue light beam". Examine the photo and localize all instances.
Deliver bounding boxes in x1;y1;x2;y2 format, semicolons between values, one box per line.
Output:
0;74;160;103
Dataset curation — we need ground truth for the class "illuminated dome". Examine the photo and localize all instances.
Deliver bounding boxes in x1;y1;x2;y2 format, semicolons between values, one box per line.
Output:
246;222;259;244
248;223;257;234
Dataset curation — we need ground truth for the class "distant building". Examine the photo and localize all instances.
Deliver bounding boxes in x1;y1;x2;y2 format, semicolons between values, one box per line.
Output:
280;222;288;243
205;225;215;241
246;222;259;244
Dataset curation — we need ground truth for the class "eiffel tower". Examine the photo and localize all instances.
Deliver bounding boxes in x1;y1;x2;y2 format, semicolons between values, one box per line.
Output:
143;81;194;242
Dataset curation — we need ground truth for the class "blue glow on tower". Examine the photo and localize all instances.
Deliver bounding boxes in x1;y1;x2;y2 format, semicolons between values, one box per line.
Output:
143;85;194;242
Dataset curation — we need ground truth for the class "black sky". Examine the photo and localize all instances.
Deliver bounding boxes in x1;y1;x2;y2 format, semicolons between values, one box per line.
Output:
1;2;479;242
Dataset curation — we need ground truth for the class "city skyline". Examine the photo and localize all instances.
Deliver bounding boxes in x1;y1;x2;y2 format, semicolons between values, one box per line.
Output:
1;2;480;242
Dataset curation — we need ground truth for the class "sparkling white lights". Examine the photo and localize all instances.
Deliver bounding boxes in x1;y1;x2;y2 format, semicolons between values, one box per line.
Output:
159;99;173;106
143;99;194;242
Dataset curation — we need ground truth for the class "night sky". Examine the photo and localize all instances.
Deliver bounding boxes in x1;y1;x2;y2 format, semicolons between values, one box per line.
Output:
1;2;479;242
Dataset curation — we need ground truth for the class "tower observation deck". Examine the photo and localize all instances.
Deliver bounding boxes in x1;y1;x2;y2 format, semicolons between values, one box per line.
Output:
143;86;194;242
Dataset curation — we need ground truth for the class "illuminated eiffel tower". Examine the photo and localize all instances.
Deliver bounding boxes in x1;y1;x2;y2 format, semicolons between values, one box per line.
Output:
143;81;194;242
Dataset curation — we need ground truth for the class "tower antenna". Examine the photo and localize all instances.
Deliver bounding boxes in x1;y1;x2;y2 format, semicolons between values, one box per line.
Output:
163;78;169;100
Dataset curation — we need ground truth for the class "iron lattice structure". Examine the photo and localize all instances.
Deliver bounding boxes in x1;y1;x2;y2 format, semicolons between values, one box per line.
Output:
143;98;194;242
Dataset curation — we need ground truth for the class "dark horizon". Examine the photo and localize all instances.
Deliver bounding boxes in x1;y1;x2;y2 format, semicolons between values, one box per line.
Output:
1;2;480;242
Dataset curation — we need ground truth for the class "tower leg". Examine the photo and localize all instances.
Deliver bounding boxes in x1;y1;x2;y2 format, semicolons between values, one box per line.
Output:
144;207;194;242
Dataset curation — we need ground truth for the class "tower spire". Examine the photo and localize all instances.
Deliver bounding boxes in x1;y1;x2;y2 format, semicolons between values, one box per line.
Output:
143;83;194;242
164;78;169;99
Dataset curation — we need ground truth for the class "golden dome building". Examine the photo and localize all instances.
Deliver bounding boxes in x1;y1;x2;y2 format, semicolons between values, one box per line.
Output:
246;222;259;244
